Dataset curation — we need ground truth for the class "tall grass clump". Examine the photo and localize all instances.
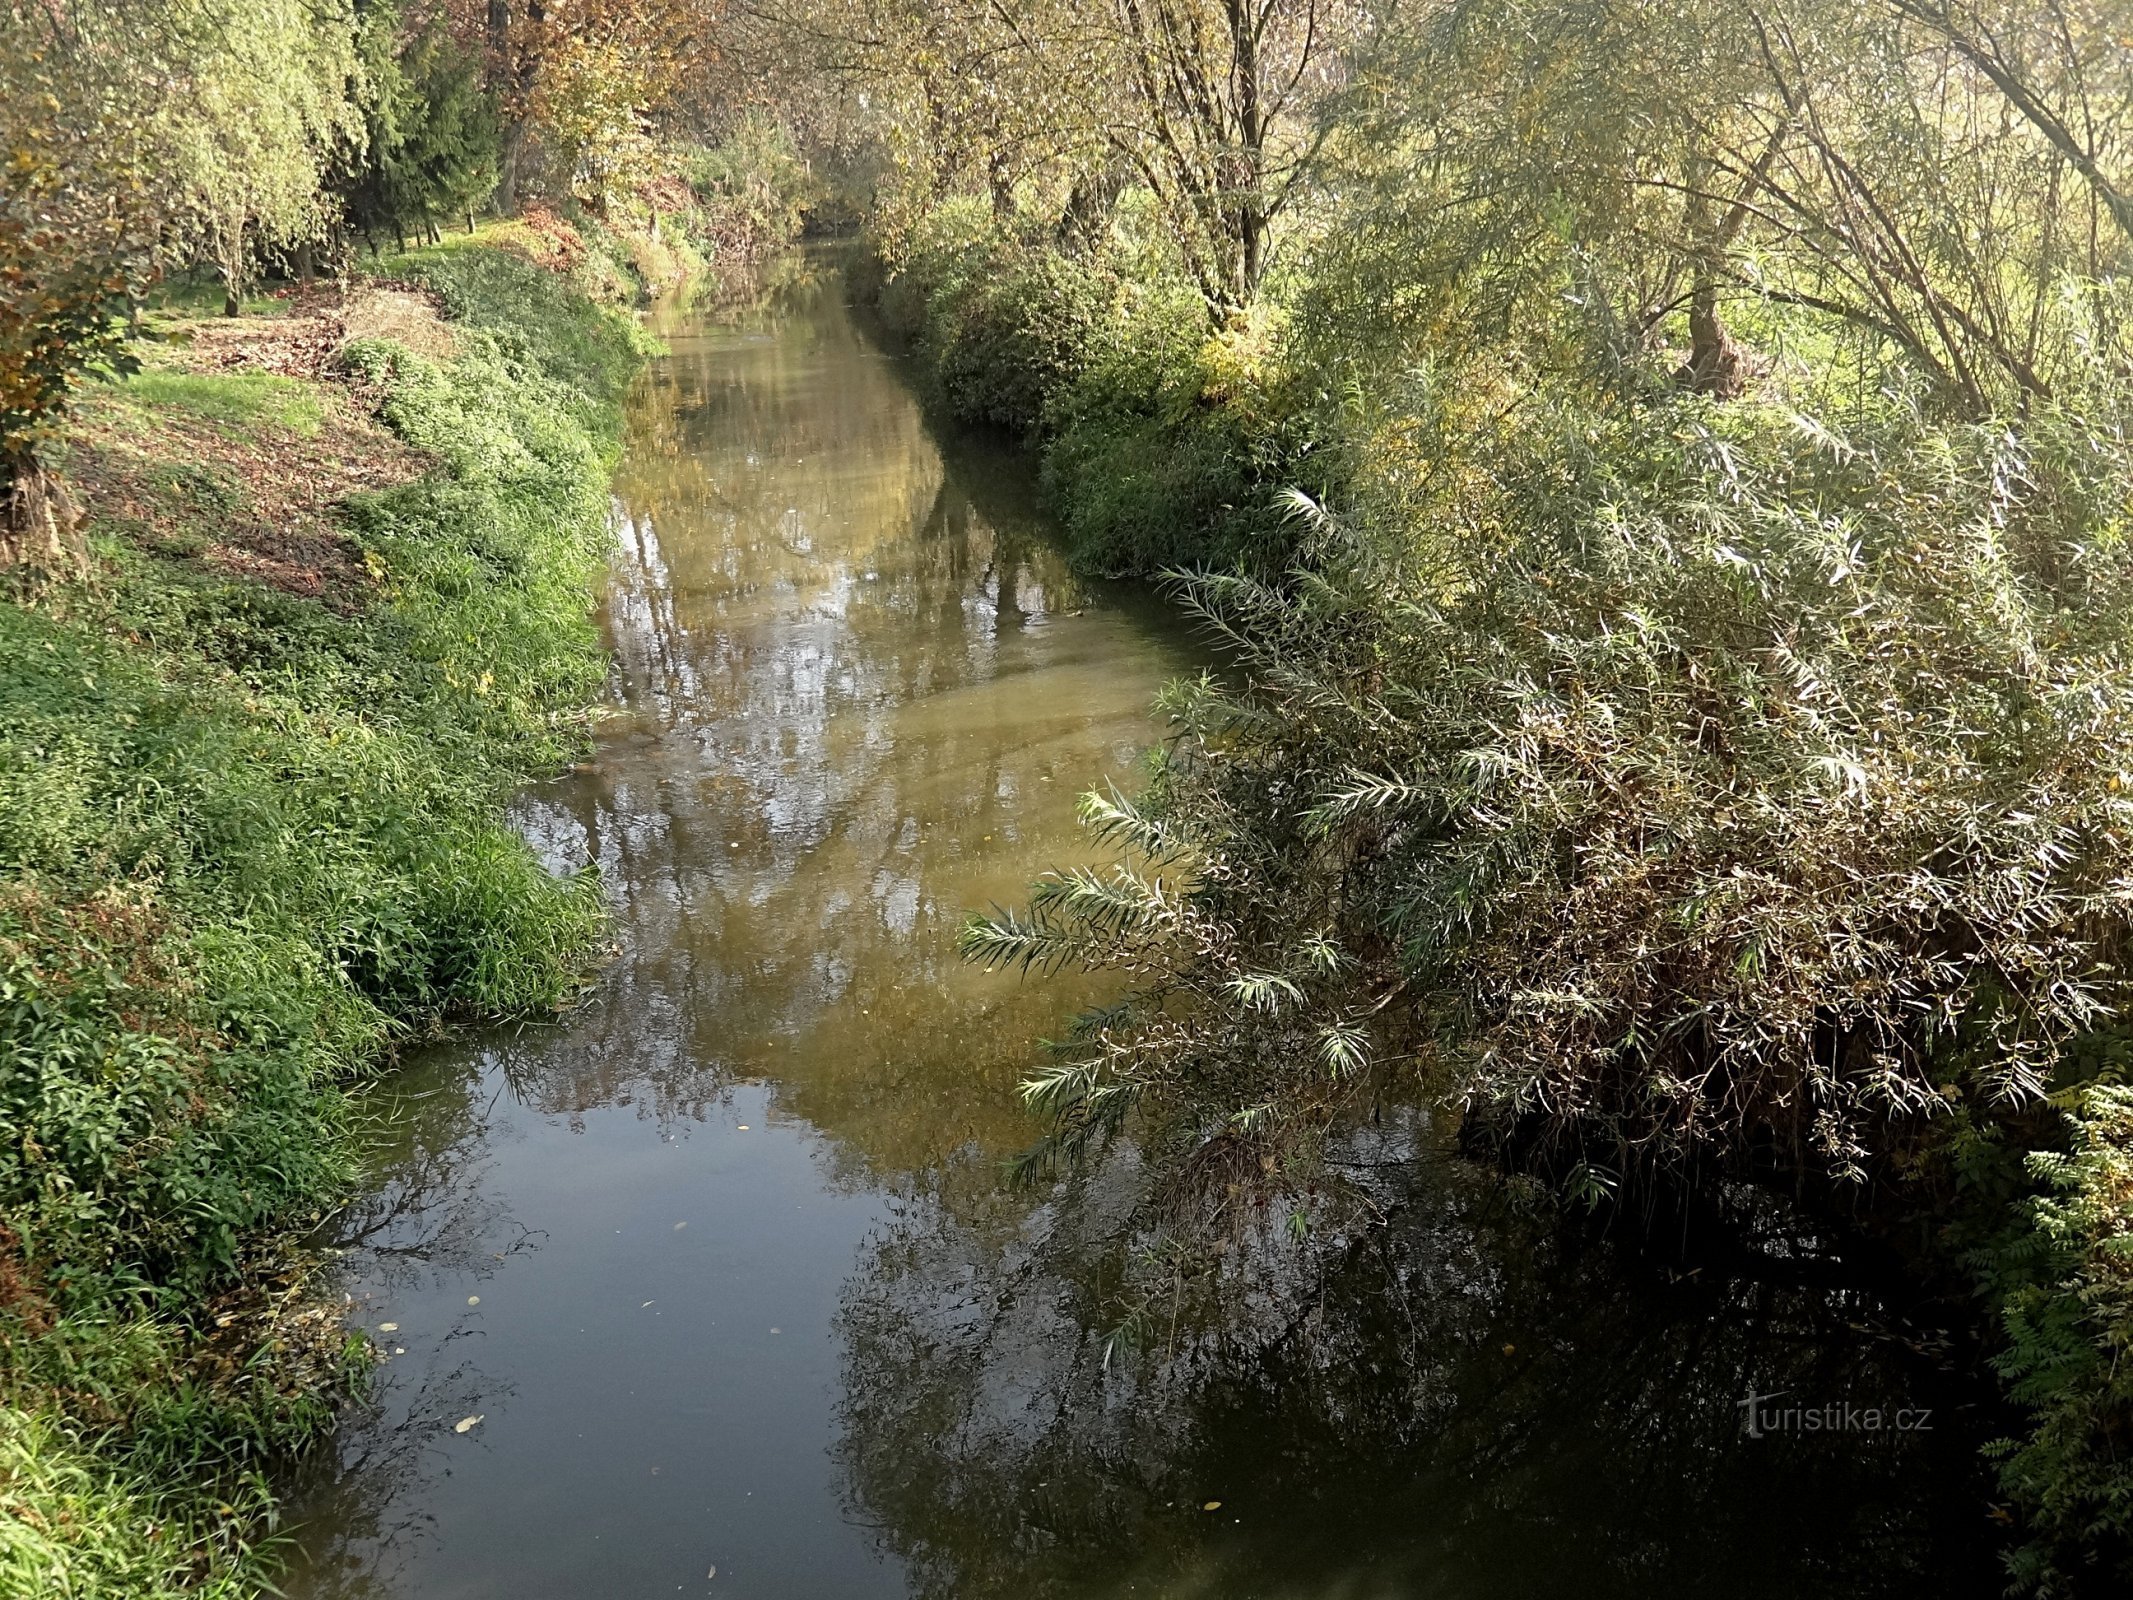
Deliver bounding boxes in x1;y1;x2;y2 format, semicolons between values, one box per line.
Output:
0;244;638;1596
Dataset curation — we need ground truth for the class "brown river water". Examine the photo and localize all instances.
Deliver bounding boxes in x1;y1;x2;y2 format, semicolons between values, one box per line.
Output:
283;259;2005;1600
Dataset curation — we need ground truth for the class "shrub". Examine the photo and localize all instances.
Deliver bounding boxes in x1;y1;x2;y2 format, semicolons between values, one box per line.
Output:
675;114;823;265
975;381;2133;1181
1991;1087;2133;1592
886;200;1105;435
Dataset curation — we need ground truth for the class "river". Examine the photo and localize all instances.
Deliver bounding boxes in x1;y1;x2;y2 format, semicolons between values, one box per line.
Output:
285;260;2004;1600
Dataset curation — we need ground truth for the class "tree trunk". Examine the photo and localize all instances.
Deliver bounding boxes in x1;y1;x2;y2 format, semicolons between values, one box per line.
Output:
489;1;520;215
220;214;244;315
510;1;545;211
987;148;1016;219
1676;175;1754;399
498;126;523;216
1682;281;1753;398
1229;0;1267;309
1238;204;1267;306
1;455;88;579
1057;164;1125;256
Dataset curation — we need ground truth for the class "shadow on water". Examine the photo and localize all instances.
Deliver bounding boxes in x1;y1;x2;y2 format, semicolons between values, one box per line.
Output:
281;258;2003;1600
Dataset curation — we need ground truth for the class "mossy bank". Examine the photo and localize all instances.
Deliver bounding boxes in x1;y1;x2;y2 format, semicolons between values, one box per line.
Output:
0;236;650;1597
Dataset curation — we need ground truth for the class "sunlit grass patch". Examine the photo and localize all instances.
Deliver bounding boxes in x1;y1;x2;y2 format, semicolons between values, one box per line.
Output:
0;1407;266;1600
119;372;327;438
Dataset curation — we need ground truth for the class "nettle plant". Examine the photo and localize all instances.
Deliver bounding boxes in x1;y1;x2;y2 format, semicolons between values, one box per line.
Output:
965;376;2133;1205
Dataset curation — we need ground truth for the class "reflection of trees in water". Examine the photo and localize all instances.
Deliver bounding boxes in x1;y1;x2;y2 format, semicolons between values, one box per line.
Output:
833;1115;2001;1600
280;1050;533;1599
485;277;1180;1174
324;1046;547;1287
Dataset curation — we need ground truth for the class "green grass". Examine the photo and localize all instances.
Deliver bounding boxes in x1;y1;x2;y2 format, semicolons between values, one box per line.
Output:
0;243;641;1598
383;228;661;405
118;373;326;437
0;1407;270;1600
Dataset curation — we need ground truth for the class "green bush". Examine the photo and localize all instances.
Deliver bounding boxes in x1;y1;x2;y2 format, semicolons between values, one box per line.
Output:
1991;1087;2133;1592
884;199;1104;434
974;377;2133;1172
1043;292;1319;577
675;114;824;264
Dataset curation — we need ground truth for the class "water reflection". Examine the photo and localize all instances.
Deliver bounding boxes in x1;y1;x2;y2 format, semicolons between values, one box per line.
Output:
835;1114;2000;1598
285;262;2000;1599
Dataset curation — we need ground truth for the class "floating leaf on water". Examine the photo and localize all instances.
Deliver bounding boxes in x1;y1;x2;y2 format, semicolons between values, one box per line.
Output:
453;1415;483;1434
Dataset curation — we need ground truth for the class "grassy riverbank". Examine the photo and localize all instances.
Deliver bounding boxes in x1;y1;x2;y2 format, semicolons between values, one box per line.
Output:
0;236;645;1596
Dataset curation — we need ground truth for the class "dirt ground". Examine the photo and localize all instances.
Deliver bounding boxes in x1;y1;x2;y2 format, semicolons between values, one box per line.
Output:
64;284;458;609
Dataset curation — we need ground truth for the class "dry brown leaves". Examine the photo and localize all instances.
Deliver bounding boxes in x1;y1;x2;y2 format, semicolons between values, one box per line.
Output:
77;400;423;610
177;282;458;379
503;204;589;272
0;1225;53;1337
68;288;448;609
635;173;694;216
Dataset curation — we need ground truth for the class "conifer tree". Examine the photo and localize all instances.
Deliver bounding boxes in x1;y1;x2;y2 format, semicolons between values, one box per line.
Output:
346;11;501;248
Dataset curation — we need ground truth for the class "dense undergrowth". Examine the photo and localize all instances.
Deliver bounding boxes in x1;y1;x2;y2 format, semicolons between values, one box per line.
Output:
0;238;642;1596
872;103;2133;1600
856;195;1334;578
452;118;826;311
